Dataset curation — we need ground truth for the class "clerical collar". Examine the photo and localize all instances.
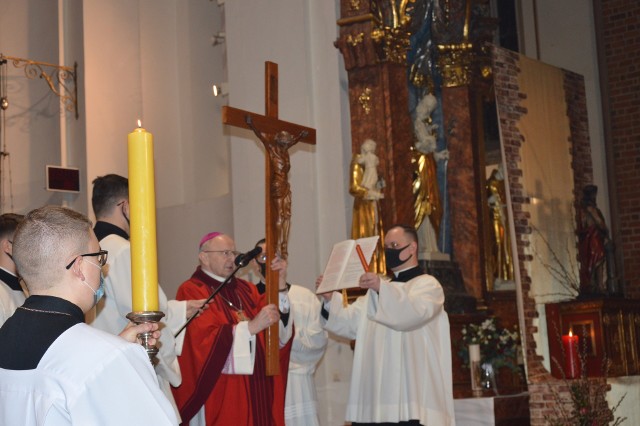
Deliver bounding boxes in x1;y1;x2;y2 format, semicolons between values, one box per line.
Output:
393;266;424;283
0;267;20;292
201;268;228;283
94;221;129;242
21;295;85;322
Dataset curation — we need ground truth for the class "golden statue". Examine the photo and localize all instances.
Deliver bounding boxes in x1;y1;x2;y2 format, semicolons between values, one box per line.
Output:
350;139;386;274
486;166;514;287
412;93;448;258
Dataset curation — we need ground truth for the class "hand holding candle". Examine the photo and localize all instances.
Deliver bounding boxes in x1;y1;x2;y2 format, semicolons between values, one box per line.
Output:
562;330;581;379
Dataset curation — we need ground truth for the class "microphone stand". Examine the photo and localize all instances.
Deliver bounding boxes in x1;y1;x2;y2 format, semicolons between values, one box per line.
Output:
174;261;245;338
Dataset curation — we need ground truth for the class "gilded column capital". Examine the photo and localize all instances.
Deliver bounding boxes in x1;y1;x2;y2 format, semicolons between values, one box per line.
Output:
436;42;474;88
371;26;411;65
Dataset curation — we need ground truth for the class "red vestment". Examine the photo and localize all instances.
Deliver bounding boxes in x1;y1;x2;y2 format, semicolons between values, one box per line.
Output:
172;267;292;425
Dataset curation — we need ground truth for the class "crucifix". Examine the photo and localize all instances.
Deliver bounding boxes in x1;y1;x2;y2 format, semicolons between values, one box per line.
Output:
222;61;316;375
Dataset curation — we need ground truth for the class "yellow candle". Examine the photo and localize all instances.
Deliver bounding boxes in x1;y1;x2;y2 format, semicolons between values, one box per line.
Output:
128;123;159;311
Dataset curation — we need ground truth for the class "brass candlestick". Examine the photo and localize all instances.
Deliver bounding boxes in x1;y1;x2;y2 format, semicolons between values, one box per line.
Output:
126;311;165;365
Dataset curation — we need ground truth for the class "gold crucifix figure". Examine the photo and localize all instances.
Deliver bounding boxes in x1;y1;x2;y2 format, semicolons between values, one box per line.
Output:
222;61;316;375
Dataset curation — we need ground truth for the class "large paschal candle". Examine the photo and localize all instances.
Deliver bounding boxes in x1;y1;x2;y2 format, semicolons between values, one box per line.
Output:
128;121;159;312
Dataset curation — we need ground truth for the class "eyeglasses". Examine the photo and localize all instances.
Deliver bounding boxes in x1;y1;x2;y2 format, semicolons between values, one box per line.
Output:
201;250;240;258
66;250;109;270
257;254;267;263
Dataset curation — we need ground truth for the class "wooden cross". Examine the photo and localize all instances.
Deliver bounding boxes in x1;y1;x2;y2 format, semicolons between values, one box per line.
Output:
222;61;316;375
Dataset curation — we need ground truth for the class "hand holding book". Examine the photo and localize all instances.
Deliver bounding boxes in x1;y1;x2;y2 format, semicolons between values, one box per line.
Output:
316;236;379;294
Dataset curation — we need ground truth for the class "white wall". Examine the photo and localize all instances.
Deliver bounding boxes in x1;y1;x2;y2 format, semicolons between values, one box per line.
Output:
225;0;350;282
225;2;352;423
0;0;83;214
82;0;232;295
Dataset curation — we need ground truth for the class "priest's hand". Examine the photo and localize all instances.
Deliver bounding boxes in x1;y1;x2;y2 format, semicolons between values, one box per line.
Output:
248;304;280;335
119;322;161;346
270;256;288;290
359;272;381;292
186;298;209;319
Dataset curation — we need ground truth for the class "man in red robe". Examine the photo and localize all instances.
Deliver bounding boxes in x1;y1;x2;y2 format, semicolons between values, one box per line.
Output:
172;232;293;425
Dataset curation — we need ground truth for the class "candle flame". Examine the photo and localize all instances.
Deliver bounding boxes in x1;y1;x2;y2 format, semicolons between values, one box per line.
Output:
568;330;573;337
137;119;142;128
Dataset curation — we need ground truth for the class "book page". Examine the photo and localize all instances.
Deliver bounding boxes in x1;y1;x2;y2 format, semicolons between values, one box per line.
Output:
337;236;379;288
316;239;355;294
356;236;379;261
316;236;380;294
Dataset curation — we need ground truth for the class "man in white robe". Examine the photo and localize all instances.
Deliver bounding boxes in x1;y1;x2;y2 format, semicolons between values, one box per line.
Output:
253;239;328;426
0;213;25;326
87;174;206;419
320;224;455;426
0;205;177;425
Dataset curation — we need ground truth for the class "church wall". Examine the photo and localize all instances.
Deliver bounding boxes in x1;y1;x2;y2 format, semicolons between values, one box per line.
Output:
62;0;88;215
82;0;233;297
225;1;352;424
0;0;83;215
224;0;350;286
598;0;640;299
518;0;608;229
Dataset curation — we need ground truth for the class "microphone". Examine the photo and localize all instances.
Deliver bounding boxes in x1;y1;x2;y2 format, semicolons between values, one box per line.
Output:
234;246;263;267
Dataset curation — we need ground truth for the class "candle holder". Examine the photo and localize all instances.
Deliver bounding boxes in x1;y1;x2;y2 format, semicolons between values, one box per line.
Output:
127;311;165;365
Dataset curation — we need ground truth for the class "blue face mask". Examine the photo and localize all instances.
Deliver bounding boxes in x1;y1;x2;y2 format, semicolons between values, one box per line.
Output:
82;261;105;305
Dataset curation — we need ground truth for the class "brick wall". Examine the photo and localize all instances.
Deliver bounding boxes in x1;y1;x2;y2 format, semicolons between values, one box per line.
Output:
599;0;640;298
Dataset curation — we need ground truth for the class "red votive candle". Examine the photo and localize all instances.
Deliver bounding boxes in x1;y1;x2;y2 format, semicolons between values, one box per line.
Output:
562;330;580;379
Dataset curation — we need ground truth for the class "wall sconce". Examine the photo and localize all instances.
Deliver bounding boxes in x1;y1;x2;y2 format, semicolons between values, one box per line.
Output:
211;31;226;46
212;82;228;97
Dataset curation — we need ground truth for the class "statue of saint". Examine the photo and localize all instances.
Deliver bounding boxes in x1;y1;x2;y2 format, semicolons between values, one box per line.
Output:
578;184;615;296
350;139;385;273
246;115;308;259
412;93;448;258
486;166;514;288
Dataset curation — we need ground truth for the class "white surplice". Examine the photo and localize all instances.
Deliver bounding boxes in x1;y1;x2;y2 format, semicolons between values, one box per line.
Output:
323;274;455;425
88;233;186;419
285;284;328;426
0;270;25;326
0;323;177;425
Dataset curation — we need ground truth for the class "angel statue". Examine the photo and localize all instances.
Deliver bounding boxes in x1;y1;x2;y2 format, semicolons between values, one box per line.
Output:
412;93;448;259
350;139;386;273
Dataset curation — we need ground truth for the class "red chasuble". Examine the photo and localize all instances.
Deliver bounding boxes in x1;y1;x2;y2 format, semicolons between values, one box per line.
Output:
172;267;292;425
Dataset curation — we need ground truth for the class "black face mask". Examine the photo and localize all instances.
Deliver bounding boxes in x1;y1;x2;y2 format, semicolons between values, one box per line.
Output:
385;244;411;270
258;261;267;280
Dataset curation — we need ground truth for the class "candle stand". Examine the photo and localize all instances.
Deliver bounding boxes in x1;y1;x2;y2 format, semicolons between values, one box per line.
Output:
127;310;165;365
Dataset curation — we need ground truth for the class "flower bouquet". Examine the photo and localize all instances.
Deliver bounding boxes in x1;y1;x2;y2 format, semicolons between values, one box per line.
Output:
458;317;521;372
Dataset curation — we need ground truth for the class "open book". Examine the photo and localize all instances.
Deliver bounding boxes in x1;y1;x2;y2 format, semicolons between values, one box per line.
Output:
316;236;379;294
